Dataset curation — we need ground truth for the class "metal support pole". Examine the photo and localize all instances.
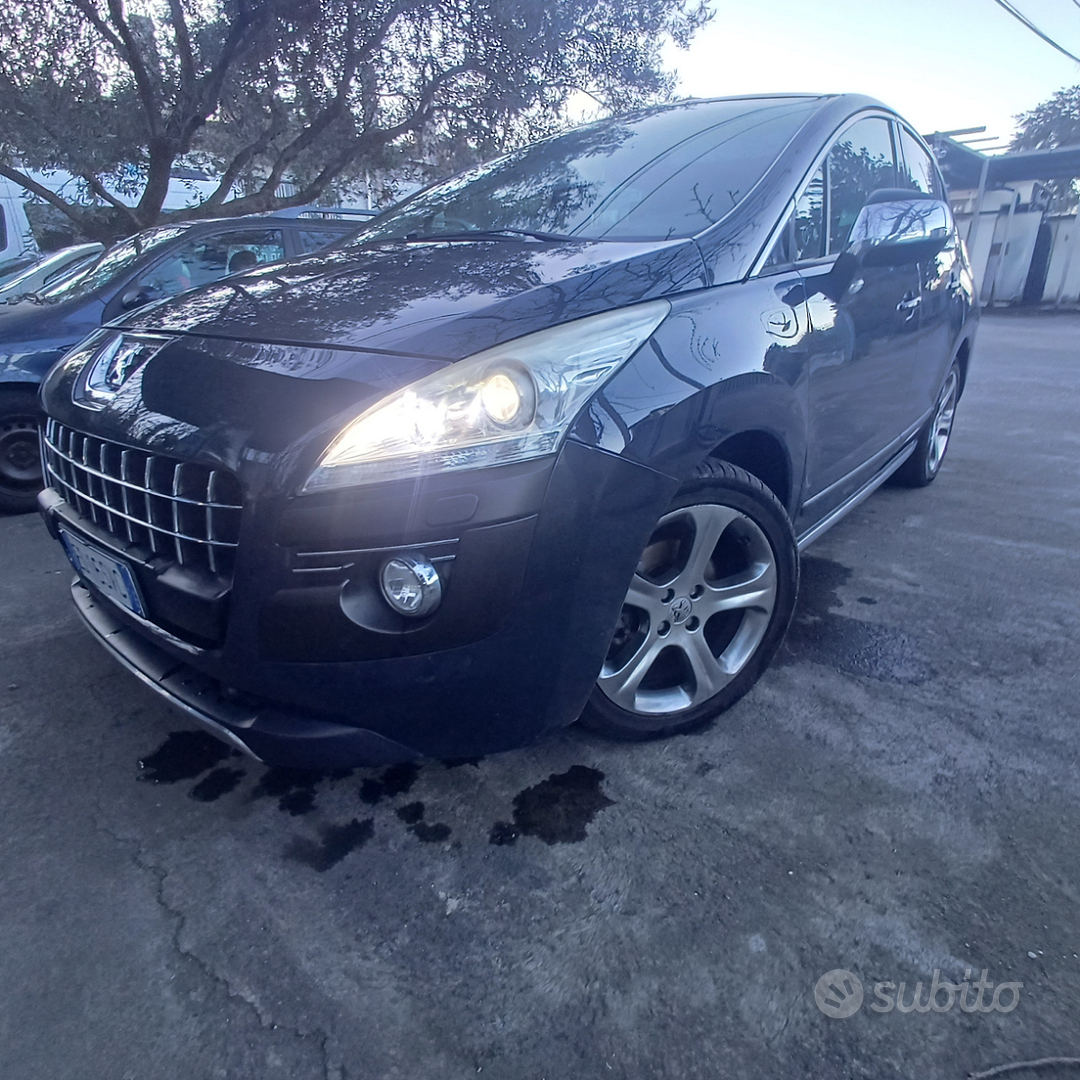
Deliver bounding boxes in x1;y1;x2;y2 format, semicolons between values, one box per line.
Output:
965;157;991;301
987;189;1016;305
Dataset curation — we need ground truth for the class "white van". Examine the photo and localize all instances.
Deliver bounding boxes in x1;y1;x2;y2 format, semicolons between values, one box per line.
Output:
0;177;39;272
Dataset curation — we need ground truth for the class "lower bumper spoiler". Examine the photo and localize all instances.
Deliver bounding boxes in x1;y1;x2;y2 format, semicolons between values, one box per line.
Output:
71;580;421;770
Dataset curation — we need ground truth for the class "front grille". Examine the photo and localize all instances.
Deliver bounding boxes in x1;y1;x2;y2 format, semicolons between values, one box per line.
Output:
43;419;243;577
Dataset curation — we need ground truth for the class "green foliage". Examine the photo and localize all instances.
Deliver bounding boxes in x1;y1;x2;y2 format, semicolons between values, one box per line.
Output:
1012;84;1080;211
0;0;711;238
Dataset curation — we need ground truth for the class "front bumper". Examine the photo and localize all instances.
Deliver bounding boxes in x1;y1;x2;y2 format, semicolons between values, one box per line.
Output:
69;579;420;767
41;439;679;767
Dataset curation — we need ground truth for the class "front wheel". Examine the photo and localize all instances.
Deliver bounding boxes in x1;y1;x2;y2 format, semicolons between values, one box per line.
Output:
0;387;45;514
581;460;799;741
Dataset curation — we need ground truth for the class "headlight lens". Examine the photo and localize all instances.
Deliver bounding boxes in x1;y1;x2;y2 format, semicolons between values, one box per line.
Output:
302;300;669;491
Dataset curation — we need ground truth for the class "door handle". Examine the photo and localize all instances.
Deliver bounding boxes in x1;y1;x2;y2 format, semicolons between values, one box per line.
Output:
896;294;921;312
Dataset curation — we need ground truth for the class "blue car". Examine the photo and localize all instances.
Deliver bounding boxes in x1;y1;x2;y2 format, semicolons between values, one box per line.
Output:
0;211;369;511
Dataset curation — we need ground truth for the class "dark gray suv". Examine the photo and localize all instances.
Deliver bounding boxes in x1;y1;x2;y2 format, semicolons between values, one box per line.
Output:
37;95;977;767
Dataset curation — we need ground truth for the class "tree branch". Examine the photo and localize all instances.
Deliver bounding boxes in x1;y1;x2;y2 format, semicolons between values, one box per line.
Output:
202;113;290;209
103;0;163;137
187;2;262;140
167;0;196;100
0;162;89;229
66;0;126;55
78;172;141;230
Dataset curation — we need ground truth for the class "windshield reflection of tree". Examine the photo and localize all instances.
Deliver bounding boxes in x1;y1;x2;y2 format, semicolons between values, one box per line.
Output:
366;99;820;242
371;123;632;239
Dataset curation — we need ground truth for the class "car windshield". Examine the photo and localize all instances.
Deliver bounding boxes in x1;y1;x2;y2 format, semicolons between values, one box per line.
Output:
40;226;189;302
358;98;821;244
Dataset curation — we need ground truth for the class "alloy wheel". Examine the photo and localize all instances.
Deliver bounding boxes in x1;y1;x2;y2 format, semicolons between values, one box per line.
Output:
598;502;778;716
927;370;958;475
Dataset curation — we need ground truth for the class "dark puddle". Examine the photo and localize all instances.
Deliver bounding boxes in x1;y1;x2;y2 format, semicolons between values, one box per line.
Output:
490;765;613;846
138;731;237;783
190;767;245;802
286;818;375;872
359;762;420;805
776;556;932;684
251;768;326;816
395;801;451;843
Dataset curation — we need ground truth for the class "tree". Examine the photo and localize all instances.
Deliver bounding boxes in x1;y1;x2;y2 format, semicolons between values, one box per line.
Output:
1011;84;1080;210
0;0;710;241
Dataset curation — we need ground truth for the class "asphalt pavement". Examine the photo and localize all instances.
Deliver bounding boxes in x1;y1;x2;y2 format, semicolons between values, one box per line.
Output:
1;313;1078;1080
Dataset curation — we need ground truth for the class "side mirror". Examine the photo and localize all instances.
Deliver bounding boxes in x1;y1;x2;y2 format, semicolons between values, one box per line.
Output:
847;191;951;267
120;286;155;310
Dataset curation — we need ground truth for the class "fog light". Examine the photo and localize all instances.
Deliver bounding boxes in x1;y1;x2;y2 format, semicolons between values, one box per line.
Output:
379;554;442;618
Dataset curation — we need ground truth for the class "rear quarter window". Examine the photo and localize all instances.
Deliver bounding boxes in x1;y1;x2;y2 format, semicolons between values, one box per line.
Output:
297;226;355;253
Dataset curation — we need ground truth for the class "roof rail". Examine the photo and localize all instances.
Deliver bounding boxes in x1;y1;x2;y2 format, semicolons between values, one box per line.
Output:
266;205;378;220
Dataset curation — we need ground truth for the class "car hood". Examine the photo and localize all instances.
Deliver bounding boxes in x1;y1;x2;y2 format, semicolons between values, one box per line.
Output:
121;236;707;362
41;236;707;474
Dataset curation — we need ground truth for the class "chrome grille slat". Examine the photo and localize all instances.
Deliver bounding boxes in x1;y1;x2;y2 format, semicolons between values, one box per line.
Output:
44;435;240;508
171;463;184;566
43;420;241;576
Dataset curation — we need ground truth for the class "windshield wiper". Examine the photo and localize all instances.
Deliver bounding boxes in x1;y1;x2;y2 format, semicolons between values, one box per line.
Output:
398;228;588;244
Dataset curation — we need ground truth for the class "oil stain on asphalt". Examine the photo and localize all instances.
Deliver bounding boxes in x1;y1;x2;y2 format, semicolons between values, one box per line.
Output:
251;768;331;816
190;767;245;802
777;555;933;684
138;730;238;783
138;735;613;861
285;818;375;871
489;765;614;846
396;801;452;843
359;762;420;805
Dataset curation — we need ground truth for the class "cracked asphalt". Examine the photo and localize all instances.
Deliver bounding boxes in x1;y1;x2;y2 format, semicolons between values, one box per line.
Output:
1;313;1078;1080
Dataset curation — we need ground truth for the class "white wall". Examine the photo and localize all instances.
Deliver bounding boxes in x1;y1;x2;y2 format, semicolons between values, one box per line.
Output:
1042;216;1080;305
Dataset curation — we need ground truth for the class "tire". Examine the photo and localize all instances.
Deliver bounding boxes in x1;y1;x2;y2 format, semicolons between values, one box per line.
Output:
892;361;960;488
0;386;45;514
580;460;799;741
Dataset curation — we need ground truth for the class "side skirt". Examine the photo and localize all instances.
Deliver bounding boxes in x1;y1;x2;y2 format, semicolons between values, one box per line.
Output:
795;440;916;552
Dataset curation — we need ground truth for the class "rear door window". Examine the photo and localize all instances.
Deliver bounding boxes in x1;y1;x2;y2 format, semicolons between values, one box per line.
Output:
826;117;897;253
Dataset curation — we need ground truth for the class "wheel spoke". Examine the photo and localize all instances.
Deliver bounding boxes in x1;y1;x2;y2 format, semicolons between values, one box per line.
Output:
597;634;665;712
623;574;669;620
699;559;776;615
680;631;730;706
678;503;741;586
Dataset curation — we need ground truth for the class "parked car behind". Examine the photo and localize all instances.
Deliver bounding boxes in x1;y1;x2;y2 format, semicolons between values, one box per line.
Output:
38;94;977;767
0;243;104;305
0;212;368;511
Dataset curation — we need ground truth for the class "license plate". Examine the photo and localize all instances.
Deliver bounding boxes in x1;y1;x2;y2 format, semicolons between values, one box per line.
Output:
60;530;145;617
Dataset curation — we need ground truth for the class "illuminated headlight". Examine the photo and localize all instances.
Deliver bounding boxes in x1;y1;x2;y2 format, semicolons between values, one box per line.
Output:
302;300;670;491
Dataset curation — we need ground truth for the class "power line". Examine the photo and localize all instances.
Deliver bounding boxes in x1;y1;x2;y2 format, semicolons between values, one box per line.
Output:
989;0;1080;65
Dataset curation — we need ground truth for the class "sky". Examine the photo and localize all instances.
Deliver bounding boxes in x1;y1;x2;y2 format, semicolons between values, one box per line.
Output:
661;0;1080;150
